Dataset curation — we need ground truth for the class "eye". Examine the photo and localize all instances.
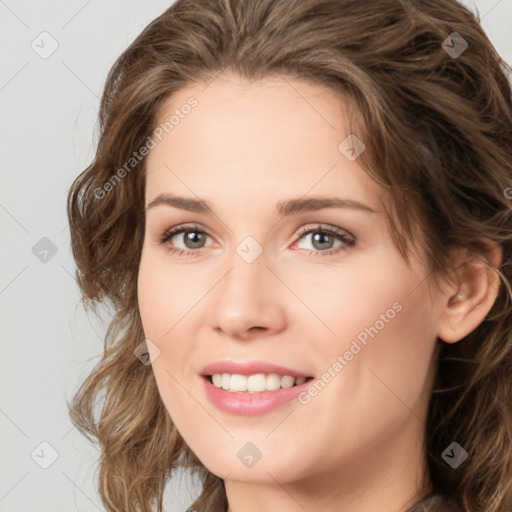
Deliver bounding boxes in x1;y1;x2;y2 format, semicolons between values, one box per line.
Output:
158;223;213;257
292;224;355;257
157;223;355;257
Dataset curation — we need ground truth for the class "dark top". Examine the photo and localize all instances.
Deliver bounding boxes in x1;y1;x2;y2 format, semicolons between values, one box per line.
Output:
189;485;464;512
407;492;464;512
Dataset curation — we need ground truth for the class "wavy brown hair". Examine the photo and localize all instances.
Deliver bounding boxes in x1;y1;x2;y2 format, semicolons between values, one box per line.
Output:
66;0;512;511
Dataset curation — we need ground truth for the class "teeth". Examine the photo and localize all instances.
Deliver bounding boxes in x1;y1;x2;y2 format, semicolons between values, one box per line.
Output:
212;373;223;388
248;373;266;391
210;373;309;393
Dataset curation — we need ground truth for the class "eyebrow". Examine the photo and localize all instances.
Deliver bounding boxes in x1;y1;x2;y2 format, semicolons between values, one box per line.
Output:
145;193;377;216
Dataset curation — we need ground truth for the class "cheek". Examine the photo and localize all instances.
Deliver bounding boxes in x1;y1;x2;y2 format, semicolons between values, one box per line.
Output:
372;289;437;400
137;246;198;340
137;259;167;340
137;256;198;429
360;254;437;367
303;253;414;350
137;247;205;384
313;251;437;401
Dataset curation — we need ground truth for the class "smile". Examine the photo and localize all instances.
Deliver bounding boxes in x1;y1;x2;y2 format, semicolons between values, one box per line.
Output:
208;372;310;392
202;374;315;416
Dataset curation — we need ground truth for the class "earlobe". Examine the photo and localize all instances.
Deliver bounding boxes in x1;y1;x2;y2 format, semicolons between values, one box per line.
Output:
437;241;503;344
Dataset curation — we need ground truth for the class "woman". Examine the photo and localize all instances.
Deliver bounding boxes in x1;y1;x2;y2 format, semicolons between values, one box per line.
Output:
66;0;512;511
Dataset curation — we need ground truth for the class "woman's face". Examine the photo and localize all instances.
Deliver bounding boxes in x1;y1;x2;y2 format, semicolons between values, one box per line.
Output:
137;73;443;488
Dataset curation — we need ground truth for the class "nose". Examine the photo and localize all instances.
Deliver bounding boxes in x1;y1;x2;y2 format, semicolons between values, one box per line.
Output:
206;249;287;341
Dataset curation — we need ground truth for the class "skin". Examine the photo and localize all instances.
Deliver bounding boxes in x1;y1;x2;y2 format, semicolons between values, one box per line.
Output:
137;72;502;512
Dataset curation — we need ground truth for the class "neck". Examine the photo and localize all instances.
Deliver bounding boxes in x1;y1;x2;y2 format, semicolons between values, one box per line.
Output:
225;416;432;512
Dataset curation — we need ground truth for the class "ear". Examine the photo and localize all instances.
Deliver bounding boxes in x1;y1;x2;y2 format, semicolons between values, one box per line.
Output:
437;240;503;344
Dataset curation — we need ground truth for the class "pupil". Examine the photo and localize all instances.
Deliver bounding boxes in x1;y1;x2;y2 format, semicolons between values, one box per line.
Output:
185;231;204;248
313;232;333;250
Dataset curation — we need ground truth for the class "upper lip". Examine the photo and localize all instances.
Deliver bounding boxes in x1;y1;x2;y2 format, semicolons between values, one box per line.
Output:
200;360;313;378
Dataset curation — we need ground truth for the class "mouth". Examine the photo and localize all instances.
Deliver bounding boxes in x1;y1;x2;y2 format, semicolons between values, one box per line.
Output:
203;373;315;393
201;372;316;416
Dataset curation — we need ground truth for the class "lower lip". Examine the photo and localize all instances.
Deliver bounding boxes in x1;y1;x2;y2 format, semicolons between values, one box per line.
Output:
202;376;312;416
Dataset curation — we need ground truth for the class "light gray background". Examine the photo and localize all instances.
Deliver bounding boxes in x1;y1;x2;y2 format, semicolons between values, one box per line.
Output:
1;1;511;511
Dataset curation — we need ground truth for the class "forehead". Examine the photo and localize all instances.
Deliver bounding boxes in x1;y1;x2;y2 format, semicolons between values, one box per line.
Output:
157;71;351;121
145;73;383;205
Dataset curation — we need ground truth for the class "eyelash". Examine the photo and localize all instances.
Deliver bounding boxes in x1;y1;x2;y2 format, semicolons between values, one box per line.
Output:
157;222;356;258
